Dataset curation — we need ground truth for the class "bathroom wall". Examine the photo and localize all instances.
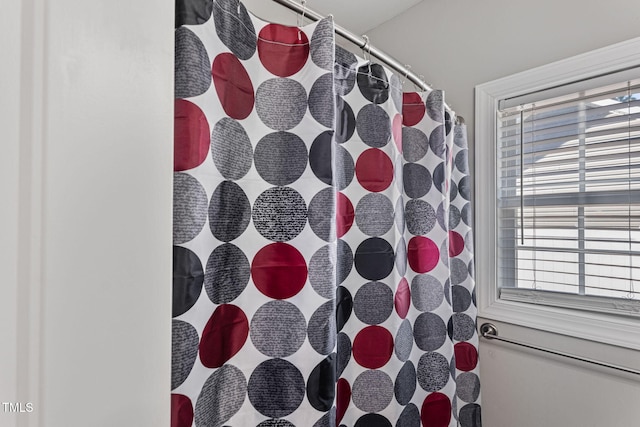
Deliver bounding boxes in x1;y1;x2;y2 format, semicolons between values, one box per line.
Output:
3;0;639;426
0;0;174;425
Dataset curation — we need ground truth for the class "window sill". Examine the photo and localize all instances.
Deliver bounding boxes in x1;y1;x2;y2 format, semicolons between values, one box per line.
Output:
478;292;640;351
500;288;640;319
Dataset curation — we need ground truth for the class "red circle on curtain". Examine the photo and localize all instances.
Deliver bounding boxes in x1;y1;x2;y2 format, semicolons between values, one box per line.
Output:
251;242;308;299
199;304;249;368
449;231;465;257
174;99;210;171
171;394;193;427
394;277;410;319
454;342;479;372
212;52;255;120
403;92;426;126
421;392;452;427
336;378;351;425
336;192;355;238
355;148;394;192
257;24;310;77
408;236;440;273
352;326;394;369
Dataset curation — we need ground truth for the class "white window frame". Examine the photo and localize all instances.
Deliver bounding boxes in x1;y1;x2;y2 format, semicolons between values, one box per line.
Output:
475;37;640;350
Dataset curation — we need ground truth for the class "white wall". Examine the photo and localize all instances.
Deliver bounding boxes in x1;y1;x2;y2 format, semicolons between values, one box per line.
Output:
0;0;174;425
367;1;640;425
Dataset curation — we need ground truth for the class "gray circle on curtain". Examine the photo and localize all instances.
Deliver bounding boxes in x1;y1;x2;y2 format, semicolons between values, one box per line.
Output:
394;361;417;405
397;403;421;427
454;124;467;148
308;187;336;242
247;359;304;418
395;319;414;362
403;163;432;199
402;127;429;163
414;312;447;351
456;149;469;173
417;351;450;392
406;199;437;236
411;274;444;312
449;313;476;342
212;0;256;60
309;73;336;128
175;0;213;28
355;193;394;237
337;332;351;377
211;117;253;181
353;281;394;325
209;180;251;242
452;285;472;313
173;172;208;244
171;319;199;390
426;90;444;123
254;132;308;186
256;78;308;131
456;372;481;403
204;243;250;304
451;257;469;286
250;300;307;358
352;370;394;413
462;202;472;226
194;364;247;425
309;244;336;299
252;187;307;242
308;300;337;355
312;407;337;427
310;18;334;71
175;27;211;98
257;420;295;427
459;403;483;427
334;46;357;96
429;125;446;159
335;144;355;190
357;63;390;104
449;204;461;230
356;104;391;148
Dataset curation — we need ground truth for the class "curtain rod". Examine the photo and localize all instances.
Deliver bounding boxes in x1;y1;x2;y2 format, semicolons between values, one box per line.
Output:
480;323;640;376
270;0;457;117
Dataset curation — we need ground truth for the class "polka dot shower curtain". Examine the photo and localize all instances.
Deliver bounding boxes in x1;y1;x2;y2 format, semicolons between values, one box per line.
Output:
171;1;482;426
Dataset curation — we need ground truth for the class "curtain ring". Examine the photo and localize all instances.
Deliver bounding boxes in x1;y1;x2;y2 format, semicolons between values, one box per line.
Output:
297;0;307;27
361;35;371;61
361;35;372;76
297;0;307;40
402;64;412;86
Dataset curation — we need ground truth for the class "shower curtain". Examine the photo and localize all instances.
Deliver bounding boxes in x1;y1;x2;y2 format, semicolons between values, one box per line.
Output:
172;1;481;426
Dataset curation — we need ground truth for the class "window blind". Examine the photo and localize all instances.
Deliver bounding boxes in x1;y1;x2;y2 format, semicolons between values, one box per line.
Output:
497;73;640;311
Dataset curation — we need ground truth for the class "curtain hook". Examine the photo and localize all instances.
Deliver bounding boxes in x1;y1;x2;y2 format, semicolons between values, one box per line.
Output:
237;0;241;14
412;74;424;92
361;35;371;61
361;35;372;76
297;0;307;28
402;64;412;86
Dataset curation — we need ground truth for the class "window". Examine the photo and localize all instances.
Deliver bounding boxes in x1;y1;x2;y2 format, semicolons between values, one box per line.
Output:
476;37;640;349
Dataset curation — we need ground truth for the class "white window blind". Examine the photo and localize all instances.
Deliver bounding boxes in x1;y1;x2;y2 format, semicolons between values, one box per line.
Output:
497;73;640;314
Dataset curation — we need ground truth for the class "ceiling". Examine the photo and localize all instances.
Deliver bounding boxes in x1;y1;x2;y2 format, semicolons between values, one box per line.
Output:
243;0;424;34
